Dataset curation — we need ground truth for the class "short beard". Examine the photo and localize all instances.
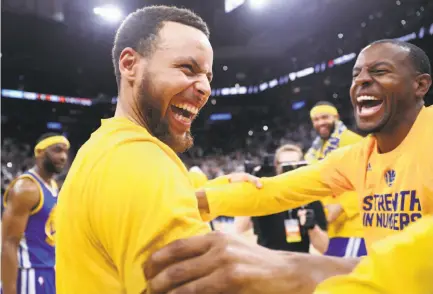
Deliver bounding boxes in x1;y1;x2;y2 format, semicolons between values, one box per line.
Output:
138;75;194;153
43;155;62;174
319;123;335;140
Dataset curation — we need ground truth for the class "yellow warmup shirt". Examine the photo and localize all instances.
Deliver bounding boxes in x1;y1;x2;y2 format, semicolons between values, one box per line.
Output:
315;216;433;294
56;117;210;294
205;106;433;251
188;170;208;189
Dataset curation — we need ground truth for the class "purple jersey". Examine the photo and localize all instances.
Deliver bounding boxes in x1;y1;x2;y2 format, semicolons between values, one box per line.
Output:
3;170;58;269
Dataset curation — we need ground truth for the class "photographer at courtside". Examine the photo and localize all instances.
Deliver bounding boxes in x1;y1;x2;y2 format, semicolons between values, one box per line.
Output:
235;144;329;254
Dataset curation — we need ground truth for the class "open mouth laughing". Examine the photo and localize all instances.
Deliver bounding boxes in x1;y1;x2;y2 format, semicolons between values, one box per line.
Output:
356;95;384;118
169;102;199;130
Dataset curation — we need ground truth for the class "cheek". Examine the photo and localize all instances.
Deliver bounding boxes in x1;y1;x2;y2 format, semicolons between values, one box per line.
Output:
161;73;193;104
349;82;356;99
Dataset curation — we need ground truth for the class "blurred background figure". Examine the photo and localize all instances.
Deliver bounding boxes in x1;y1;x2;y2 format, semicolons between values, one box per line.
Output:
235;144;329;254
305;101;366;257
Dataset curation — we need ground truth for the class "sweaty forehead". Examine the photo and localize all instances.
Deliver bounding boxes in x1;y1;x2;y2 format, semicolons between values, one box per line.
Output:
355;43;411;69
156;22;213;65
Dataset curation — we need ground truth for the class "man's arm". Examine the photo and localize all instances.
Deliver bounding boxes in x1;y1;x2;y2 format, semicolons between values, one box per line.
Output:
145;231;359;294
305;201;329;254
308;226;329;254
233;216;253;234
94;142;211;293
1;178;40;294
201;149;354;219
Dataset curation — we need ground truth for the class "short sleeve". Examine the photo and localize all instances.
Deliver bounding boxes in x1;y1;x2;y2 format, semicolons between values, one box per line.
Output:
91;142;210;293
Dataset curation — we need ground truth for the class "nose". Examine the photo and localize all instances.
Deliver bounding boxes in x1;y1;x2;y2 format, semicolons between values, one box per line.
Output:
59;152;68;163
353;68;373;87
193;76;211;100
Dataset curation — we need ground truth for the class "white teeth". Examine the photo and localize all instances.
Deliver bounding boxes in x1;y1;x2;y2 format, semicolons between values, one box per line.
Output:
357;95;381;103
174;113;192;123
172;103;198;115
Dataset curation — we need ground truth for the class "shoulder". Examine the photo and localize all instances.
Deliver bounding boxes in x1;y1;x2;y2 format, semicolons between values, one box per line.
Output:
341;129;364;145
99;141;180;190
5;176;40;210
327;137;369;162
108;140;174;170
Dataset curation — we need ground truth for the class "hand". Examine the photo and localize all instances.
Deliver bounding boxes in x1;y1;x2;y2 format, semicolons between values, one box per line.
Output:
227;173;263;188
145;231;351;294
298;209;316;230
326;203;343;223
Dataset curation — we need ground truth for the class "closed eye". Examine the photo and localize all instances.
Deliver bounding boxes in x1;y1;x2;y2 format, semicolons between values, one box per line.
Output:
371;69;388;75
181;64;194;72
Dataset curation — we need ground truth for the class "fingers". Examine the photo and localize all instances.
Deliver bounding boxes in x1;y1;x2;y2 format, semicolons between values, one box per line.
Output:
148;250;219;293
229;173;263;189
144;234;214;280
248;175;263;189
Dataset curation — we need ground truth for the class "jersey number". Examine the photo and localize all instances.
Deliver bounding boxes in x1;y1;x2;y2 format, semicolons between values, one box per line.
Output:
45;205;56;246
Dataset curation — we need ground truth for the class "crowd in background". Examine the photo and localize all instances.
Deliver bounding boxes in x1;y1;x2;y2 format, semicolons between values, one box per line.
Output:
1;118;320;193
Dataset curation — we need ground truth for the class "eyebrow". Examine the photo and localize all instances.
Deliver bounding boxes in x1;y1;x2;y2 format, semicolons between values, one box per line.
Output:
353;61;394;72
188;56;213;82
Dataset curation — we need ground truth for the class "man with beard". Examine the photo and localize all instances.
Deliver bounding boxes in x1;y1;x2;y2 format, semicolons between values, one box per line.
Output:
306;101;366;258
1;133;69;294
55;6;213;294
145;40;433;293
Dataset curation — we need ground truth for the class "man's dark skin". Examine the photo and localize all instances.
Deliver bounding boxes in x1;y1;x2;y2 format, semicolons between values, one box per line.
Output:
1;143;68;294
144;41;431;293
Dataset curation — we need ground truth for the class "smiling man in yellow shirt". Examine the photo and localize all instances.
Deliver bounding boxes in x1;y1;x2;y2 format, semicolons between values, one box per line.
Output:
55;6;214;294
145;39;433;294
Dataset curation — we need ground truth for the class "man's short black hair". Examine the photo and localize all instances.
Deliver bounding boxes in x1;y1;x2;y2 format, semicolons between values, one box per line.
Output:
369;39;431;76
112;5;210;89
36;133;61;144
313;101;336;108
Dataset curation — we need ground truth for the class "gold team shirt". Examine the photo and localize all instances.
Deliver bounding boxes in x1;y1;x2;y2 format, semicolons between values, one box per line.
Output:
56;117;211;294
315;216;433;294
188;170;208;189
205;106;433;251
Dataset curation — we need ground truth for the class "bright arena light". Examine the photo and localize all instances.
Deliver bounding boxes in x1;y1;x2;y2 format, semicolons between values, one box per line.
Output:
250;0;268;10
93;5;123;23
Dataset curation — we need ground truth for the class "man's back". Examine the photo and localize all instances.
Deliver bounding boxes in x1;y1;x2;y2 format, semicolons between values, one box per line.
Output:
56;117;210;293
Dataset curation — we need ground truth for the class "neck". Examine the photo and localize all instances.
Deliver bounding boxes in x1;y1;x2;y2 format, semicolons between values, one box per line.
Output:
33;165;54;184
375;104;423;153
115;89;150;131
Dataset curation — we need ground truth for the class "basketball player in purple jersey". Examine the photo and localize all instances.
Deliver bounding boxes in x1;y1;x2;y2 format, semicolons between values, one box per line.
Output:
1;133;69;294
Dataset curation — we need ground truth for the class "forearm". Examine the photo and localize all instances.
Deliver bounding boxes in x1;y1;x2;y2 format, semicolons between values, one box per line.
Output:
234;216;252;234
1;243;19;293
204;166;332;218
308;226;329;254
277;253;360;293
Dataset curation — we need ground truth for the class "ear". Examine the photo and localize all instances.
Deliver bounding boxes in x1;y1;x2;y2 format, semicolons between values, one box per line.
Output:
119;47;143;83
414;73;432;99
